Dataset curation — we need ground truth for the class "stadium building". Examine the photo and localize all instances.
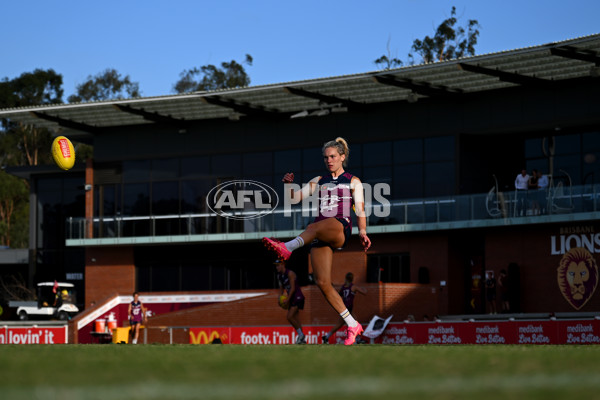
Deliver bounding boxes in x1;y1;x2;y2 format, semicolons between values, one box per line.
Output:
2;34;600;339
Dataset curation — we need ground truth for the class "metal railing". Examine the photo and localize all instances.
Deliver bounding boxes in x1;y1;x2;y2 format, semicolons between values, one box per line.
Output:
66;183;600;240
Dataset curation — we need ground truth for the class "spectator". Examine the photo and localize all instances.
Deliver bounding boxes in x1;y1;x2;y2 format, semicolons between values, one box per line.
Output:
514;169;530;216
485;271;497;314
537;170;549;214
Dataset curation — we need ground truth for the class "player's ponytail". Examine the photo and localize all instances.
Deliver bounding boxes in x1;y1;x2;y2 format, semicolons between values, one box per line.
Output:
322;137;350;167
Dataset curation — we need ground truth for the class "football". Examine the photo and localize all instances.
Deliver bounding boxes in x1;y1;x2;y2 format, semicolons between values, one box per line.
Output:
278;294;289;309
51;136;76;170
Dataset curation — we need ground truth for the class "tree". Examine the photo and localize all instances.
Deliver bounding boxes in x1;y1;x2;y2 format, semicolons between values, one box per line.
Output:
374;6;480;67
0;69;65;248
0;170;29;247
67;68;141;103
410;6;480;64
173;54;253;93
374;37;403;70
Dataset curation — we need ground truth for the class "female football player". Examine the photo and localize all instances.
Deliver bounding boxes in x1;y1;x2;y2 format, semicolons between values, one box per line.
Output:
264;137;371;345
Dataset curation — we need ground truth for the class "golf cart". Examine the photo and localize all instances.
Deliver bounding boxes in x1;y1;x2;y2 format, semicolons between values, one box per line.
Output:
9;282;79;321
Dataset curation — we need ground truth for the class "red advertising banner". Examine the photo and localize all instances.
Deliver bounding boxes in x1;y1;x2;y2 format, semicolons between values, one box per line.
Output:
0;326;68;344
191;319;600;345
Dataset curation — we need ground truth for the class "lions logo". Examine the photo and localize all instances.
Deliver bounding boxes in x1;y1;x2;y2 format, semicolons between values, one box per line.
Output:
557;247;599;310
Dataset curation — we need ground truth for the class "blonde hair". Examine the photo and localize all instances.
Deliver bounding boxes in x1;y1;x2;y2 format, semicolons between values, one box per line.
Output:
322;137;349;167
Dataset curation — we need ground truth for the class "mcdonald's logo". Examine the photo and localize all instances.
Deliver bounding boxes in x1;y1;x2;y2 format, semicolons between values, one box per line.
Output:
189;329;228;344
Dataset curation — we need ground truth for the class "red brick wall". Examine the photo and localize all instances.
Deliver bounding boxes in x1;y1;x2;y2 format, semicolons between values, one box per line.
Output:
85;246;135;307
146;283;438;331
485;223;600;313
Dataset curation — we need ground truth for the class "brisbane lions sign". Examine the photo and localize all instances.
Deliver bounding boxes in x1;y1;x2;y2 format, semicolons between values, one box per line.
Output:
557;247;599;310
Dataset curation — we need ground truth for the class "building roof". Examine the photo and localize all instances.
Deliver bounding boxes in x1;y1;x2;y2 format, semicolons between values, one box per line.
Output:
1;34;599;139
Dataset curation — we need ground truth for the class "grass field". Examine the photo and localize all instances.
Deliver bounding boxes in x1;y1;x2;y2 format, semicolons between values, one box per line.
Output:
1;344;600;400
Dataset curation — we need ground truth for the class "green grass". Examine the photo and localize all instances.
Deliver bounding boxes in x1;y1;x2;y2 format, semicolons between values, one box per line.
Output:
1;344;599;400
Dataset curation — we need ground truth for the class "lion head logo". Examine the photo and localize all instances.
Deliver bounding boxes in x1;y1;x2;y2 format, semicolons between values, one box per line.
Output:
557;247;599;310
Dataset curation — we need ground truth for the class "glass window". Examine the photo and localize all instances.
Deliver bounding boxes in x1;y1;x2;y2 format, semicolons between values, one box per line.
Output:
274;150;301;174
363;141;392;166
181;156;210;178
554;155;582;185
152;181;179;215
583;132;600;152
243;152;273;176
394;139;423;164
554;134;581;155
212;154;241;177
123;160;151;182
181;179;212;214
394;164;424;199
123;183;150;216
525;138;544;159
366;253;410;283
152;158;179;180
424;161;455;197
425;136;454;162
302;147;322;171
363;166;392;186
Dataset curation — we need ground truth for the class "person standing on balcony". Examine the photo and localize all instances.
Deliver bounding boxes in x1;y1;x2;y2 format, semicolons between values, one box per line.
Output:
537;170;549;214
263;137;371;345
515;169;530;216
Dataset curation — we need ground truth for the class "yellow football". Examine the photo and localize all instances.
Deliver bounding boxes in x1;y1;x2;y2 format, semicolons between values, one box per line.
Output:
51;136;76;170
279;294;289;309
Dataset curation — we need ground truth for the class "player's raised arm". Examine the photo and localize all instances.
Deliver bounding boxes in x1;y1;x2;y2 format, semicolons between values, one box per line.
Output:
283;172;319;203
351;177;371;252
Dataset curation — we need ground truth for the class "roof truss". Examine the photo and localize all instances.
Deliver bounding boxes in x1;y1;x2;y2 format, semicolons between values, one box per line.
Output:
29;111;100;133
282;86;365;109
372;75;463;98
458;63;553;86
113;104;187;125
550;46;600;66
200;95;280;117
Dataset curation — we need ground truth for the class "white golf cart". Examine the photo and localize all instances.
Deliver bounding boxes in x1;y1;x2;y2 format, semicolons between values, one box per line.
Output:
9;282;79;321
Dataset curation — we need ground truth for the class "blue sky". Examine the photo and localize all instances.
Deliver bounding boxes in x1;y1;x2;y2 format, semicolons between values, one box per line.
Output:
2;0;599;99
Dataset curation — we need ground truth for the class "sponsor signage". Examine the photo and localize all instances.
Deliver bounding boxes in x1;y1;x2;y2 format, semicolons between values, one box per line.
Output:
191;320;600;345
0;326;68;344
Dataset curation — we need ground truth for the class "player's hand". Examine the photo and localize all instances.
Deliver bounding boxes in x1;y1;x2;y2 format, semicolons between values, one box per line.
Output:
282;172;295;183
359;232;371;252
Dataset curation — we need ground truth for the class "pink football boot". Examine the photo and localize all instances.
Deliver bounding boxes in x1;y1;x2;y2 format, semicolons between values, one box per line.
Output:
262;237;292;261
344;323;364;346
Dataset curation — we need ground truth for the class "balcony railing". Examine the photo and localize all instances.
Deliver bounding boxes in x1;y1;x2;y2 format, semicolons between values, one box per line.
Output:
66;184;600;243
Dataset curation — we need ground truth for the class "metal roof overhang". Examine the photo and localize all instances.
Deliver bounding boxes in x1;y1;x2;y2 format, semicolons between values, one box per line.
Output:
1;34;600;139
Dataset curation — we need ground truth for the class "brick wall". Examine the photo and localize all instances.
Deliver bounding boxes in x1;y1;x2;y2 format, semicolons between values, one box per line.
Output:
85;246;135;307
146;283;438;331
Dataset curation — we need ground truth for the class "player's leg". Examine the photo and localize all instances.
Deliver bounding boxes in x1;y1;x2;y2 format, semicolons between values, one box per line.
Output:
311;246;362;345
264;218;345;260
322;316;345;344
287;306;305;343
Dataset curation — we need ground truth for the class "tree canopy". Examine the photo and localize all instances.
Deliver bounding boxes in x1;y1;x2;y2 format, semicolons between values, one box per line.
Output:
375;6;480;68
67;68;141;103
173;54;253;93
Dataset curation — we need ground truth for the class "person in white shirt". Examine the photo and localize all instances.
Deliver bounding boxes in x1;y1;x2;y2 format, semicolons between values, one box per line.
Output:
514;169;530;216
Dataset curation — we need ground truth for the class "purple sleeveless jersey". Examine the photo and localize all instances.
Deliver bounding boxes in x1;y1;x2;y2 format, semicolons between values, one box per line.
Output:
277;269;305;303
314;172;354;229
130;301;143;322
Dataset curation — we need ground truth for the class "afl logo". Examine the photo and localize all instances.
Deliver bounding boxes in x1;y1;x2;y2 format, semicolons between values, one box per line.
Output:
206;180;279;220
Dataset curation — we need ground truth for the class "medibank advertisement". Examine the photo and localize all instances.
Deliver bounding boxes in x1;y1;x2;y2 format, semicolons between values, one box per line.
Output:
190;319;600;345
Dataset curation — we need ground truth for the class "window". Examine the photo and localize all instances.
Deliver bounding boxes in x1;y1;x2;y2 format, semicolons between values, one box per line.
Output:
366;253;410;283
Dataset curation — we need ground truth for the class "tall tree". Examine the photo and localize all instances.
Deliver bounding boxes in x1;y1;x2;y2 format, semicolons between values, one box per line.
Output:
0;170;28;247
410;6;480;63
67;68;141;103
173;54;253;93
374;6;480;68
0;69;65;248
